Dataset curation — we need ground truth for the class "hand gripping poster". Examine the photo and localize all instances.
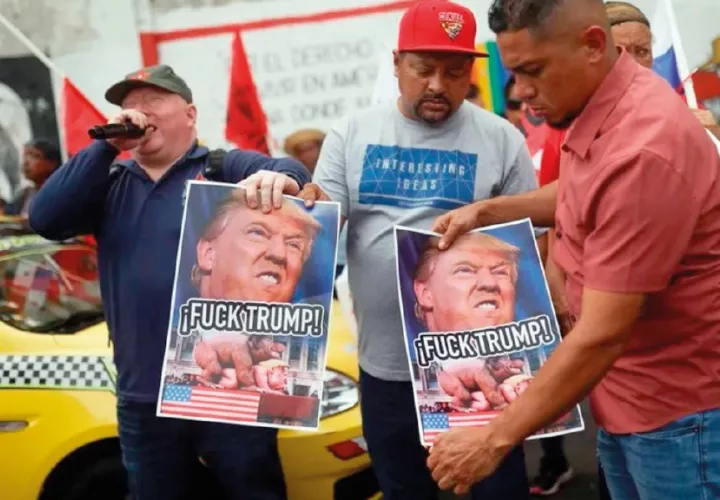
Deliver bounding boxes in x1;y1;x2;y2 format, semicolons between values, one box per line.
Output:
157;181;340;431
394;219;584;446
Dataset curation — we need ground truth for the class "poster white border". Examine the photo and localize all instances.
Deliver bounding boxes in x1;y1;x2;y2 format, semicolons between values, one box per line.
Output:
393;218;585;447
155;179;342;432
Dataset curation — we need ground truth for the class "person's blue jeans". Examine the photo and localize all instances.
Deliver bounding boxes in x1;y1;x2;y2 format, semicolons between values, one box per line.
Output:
359;369;530;500
598;407;720;500
117;399;286;500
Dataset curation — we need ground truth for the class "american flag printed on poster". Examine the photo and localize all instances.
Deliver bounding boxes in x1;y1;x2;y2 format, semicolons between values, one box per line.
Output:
160;384;261;423
421;411;502;444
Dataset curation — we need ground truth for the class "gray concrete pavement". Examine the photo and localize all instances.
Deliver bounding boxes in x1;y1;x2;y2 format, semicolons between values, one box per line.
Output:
440;400;603;500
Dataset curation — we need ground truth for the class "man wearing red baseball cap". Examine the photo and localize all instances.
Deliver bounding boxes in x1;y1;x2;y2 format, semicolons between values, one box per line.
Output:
297;1;539;499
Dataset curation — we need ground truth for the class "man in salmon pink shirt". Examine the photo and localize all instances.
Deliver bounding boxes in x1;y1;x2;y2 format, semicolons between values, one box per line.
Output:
427;1;720;499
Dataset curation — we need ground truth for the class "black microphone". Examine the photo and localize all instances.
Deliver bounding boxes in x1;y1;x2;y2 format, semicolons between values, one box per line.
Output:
88;122;146;140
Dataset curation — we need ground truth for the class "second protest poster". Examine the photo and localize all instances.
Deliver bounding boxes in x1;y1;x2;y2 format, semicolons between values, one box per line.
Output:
157;180;340;431
394;219;584;446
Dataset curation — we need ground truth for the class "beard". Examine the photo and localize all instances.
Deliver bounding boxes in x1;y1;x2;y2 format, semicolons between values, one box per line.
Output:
546;109;582;130
413;94;453;125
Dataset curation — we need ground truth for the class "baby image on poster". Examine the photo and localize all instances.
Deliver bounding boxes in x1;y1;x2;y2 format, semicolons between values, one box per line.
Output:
394;219;584;446
157;181;340;431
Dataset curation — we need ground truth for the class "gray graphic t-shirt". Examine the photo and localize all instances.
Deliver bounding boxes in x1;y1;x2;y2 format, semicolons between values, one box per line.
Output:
314;101;539;382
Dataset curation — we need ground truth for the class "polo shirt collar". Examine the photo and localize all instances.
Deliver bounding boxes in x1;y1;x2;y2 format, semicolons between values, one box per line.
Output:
123;141;209;179
564;48;637;159
186;142;209;160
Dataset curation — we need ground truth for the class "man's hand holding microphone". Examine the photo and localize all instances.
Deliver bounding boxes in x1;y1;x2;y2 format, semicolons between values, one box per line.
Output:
89;109;154;151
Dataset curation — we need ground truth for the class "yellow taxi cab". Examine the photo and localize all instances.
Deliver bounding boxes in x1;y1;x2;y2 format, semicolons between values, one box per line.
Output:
0;217;380;500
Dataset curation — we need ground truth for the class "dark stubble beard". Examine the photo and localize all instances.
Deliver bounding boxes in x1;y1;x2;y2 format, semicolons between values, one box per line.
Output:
547;109;581;130
413;94;453;125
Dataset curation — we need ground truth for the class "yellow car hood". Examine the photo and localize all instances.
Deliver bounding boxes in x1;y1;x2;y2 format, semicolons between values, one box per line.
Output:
48;300;359;380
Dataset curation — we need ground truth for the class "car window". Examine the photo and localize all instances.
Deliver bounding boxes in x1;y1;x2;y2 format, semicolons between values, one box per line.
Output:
0;245;103;333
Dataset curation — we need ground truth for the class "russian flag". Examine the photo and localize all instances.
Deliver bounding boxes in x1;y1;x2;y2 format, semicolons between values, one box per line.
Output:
651;0;720;150
650;0;698;107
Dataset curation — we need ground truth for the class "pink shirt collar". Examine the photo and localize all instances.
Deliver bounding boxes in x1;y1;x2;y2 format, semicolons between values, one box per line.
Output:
564;48;638;159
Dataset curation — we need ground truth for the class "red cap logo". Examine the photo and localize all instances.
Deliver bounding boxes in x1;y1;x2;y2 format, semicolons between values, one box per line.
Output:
439;11;465;41
396;0;487;58
131;70;149;80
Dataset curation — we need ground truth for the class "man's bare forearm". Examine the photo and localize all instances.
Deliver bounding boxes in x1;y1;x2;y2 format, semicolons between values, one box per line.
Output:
484;318;626;449
481;181;557;227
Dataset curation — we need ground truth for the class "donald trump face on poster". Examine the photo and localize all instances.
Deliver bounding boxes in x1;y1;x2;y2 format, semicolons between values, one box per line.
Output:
190;188;321;391
192;187;321;302
413;232;519;331
412;232;530;411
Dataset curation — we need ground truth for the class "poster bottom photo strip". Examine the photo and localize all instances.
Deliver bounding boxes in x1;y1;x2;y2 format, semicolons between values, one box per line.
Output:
157;181;341;431
393;220;585;447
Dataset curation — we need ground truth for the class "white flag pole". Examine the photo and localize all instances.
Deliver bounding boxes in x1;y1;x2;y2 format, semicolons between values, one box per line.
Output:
0;12;70;160
0;13;67;77
657;2;719;148
661;0;698;108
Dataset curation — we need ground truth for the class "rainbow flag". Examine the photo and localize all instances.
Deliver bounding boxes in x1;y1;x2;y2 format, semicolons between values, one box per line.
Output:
471;41;511;115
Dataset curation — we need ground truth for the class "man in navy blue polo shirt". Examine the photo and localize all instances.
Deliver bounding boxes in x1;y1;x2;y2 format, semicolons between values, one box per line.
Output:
29;65;310;500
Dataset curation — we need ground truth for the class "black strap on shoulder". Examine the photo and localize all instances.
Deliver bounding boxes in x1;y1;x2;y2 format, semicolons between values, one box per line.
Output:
108;148;228;185
202;148;228;182
108;162;124;183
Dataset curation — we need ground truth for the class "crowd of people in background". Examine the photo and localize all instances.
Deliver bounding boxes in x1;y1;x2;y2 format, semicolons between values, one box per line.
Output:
0;138;60;217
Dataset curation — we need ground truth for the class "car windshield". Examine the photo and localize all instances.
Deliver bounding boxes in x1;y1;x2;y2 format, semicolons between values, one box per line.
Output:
0;243;103;333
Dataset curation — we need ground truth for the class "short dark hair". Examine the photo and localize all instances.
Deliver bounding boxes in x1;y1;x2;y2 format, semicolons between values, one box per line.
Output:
488;0;565;34
26;139;61;166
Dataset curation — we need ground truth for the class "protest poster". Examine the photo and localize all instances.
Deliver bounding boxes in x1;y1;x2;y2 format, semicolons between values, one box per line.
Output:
157;180;341;431
394;219;584;446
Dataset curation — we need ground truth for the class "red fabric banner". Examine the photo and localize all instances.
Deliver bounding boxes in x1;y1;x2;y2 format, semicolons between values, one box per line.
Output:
225;32;270;155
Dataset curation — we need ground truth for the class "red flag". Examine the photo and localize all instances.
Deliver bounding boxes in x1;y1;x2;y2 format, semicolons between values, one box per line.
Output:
538;128;565;187
225;32;270;155
61;78;107;157
690;70;720;107
61;78;130;160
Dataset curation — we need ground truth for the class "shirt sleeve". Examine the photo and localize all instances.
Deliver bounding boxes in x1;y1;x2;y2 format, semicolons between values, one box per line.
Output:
29;140;118;240
582;152;695;293
313;120;350;218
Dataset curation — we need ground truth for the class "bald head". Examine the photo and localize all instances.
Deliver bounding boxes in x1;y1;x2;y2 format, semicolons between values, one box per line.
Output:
606;2;653;68
605;1;650;28
489;0;618;130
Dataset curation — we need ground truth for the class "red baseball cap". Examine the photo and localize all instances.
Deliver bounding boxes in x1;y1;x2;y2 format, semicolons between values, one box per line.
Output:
397;0;488;58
